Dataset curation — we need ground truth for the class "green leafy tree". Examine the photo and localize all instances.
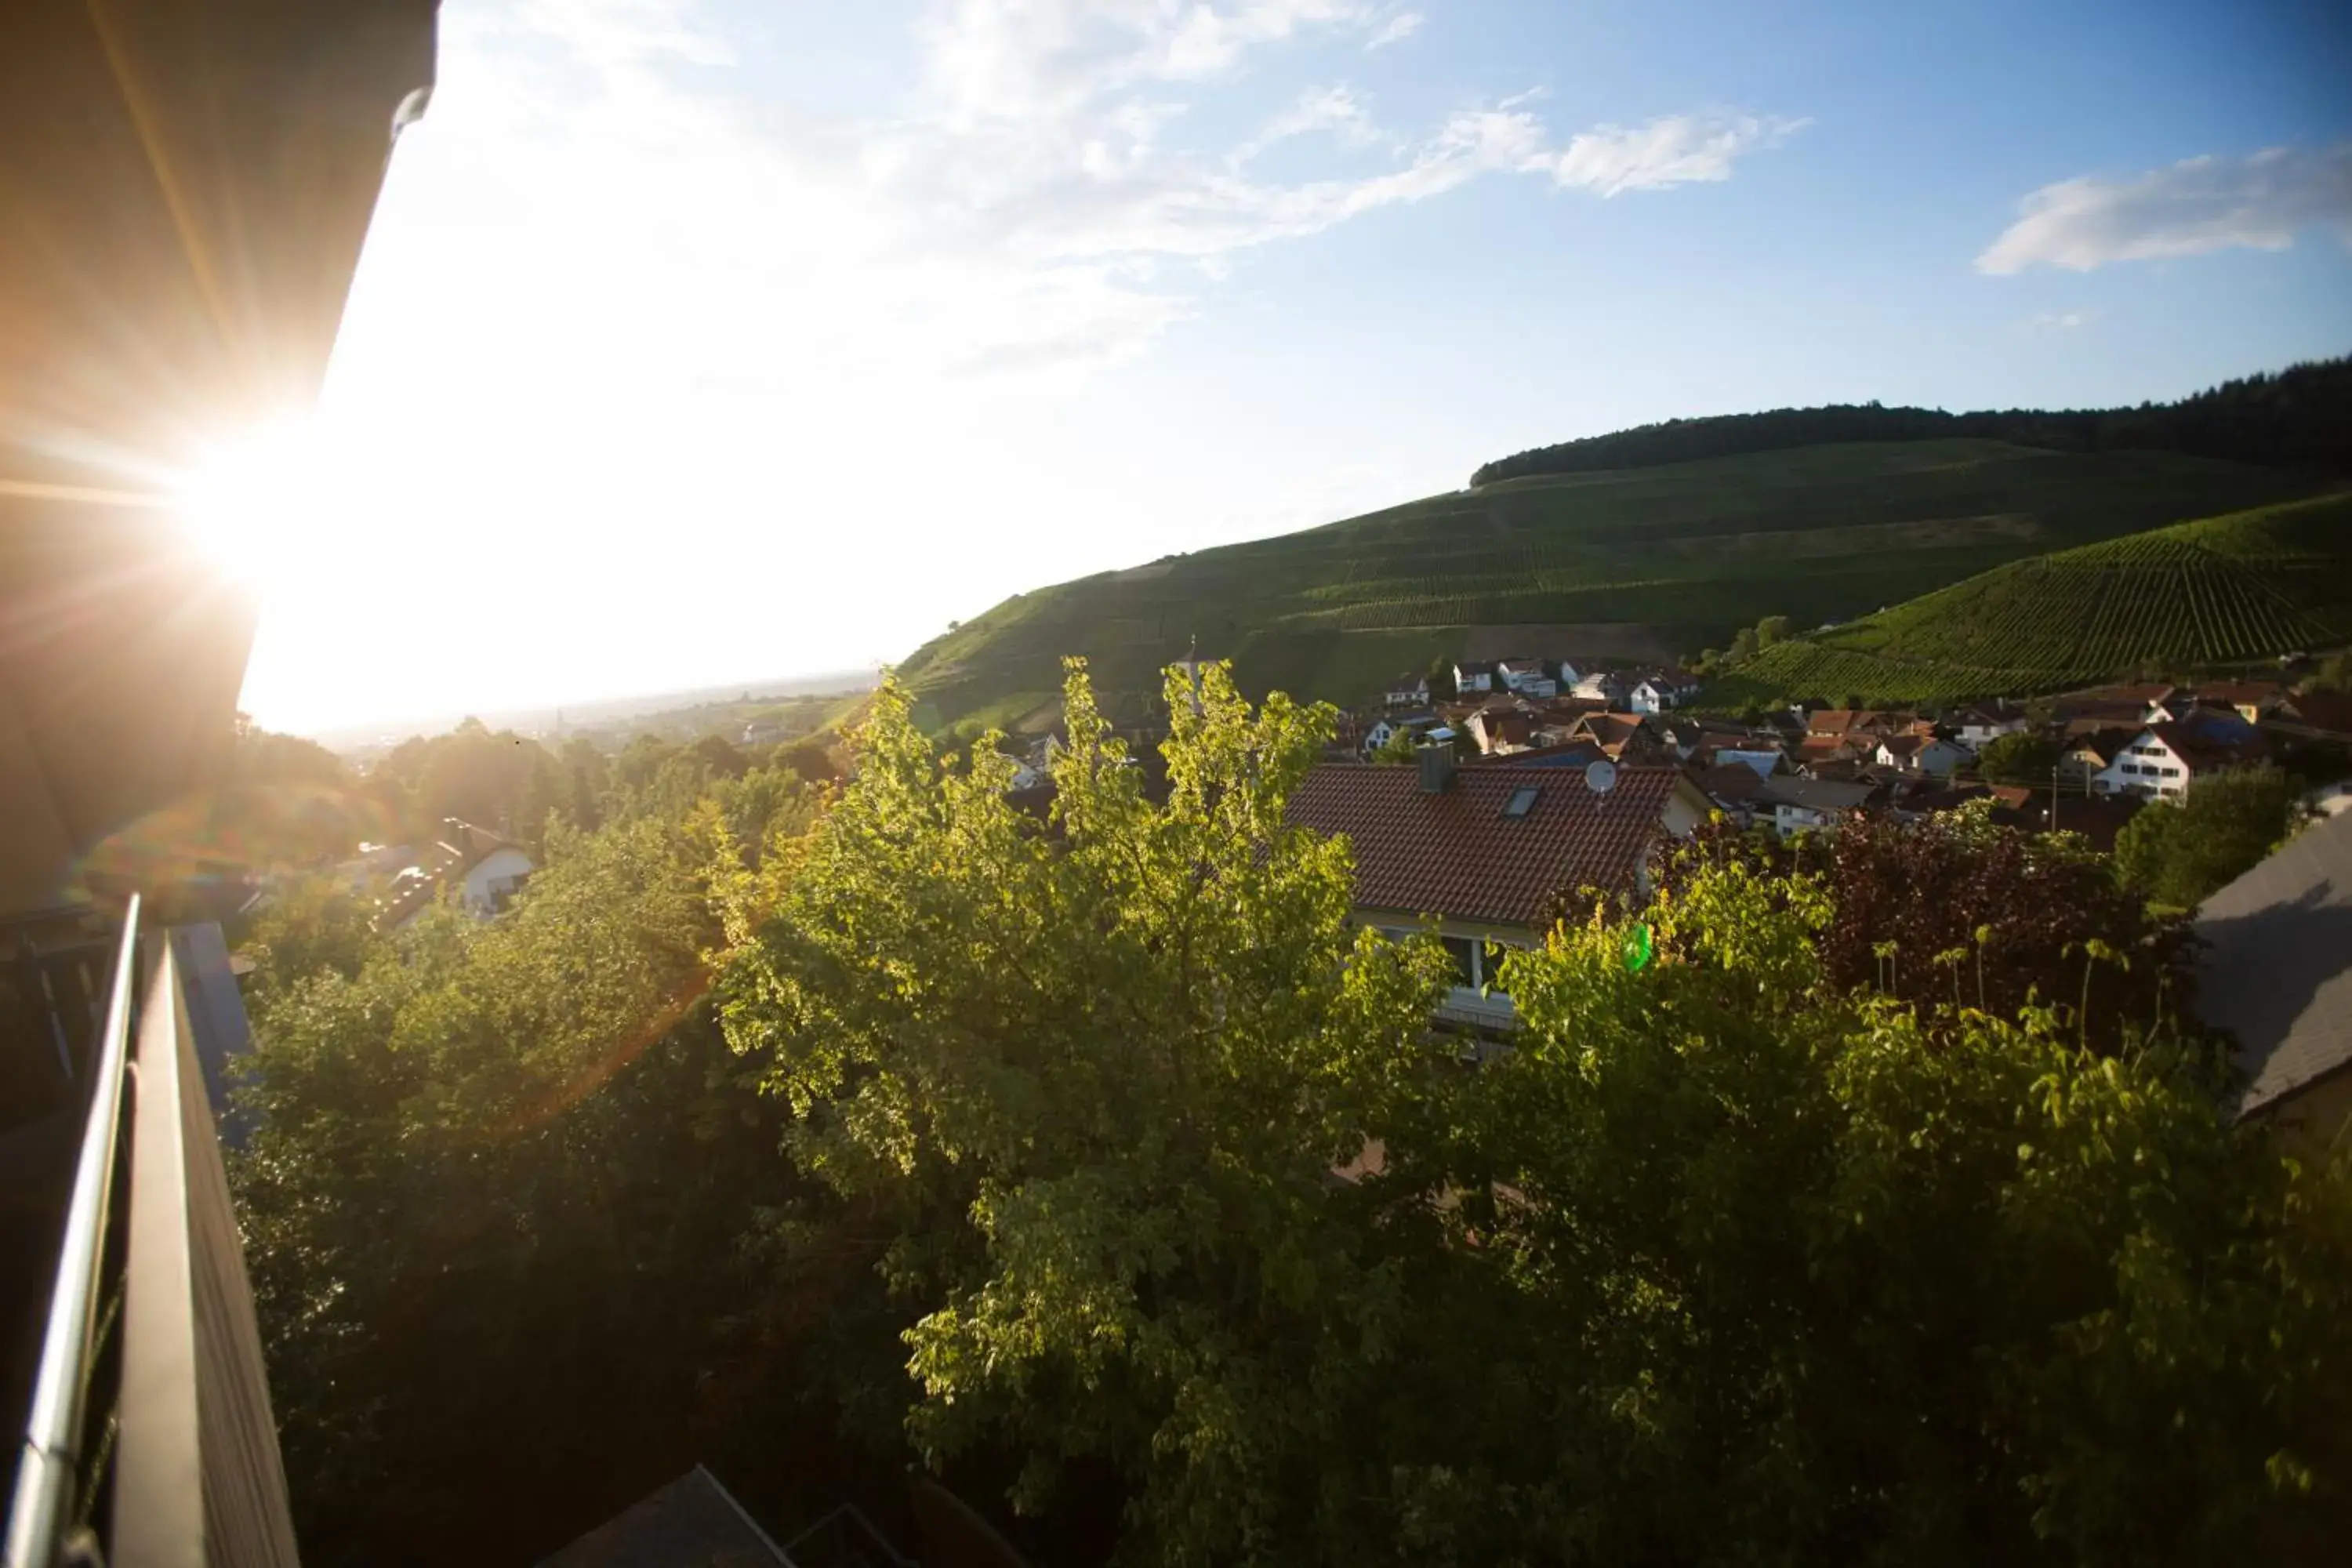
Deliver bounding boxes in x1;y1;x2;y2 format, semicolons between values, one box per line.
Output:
235;789;820;1565
720;664;2351;1563
1466;873;2350;1565
559;736;609;832
1976;731;2061;785
1755;613;1792;649
1469;356;2352;487
777;736;841;785
1372;724;1420;764
721;663;1463;1561
239;874;376;996
2115;764;2306;908
688;733;752;781
368;718;566;845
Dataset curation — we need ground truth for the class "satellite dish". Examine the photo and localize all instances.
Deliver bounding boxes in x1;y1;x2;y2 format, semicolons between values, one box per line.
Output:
1586;758;1619;795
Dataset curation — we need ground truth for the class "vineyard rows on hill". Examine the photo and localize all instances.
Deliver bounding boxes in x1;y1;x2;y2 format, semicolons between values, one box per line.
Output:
1708;494;2352;706
897;439;2326;735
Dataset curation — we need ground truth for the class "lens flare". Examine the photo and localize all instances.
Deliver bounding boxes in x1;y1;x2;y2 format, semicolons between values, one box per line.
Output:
175;416;328;591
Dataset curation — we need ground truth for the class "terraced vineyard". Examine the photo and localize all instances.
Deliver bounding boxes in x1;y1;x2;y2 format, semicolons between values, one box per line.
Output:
1708;492;2352;706
899;439;2319;735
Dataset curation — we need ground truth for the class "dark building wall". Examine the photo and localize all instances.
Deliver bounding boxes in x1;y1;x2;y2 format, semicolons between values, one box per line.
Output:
0;0;439;916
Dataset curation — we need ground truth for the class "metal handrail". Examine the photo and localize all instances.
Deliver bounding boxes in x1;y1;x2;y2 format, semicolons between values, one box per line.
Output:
5;895;140;1568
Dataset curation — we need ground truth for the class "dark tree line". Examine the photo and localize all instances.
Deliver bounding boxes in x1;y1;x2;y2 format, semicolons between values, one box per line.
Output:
1471;357;2352;487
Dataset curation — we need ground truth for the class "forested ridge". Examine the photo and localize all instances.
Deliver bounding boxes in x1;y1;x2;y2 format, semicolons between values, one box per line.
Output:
226;664;2352;1566
1472;355;2352;488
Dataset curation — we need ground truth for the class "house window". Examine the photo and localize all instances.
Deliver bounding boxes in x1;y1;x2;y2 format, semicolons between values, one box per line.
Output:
2160;766;2180;778
1441;935;1479;988
1503;786;1541;818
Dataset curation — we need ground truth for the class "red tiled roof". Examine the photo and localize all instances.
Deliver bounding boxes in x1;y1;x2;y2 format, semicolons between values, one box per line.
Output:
1806;709;1880;735
1461;741;1603;767
1570;711;1652;750
1287;763;1675;927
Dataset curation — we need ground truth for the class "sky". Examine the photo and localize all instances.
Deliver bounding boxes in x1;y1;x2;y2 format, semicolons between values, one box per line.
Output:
213;0;2352;734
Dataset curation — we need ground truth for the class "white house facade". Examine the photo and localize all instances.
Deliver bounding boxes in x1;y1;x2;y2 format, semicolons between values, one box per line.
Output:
1385;674;1431;707
459;847;535;916
1497;659;1556;698
2091;728;2198;800
1628;681;1675;716
1954;708;2030;752
1362;711;1439;757
1758;776;1874;840
1874;735;1965;779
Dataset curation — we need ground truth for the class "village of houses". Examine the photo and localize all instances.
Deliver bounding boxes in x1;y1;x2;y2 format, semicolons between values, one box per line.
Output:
1261;652;2352;1117
340;652;2352;1127
1348;655;2352;838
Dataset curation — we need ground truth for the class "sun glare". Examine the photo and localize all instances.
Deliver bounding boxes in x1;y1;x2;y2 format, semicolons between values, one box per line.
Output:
176;416;333;593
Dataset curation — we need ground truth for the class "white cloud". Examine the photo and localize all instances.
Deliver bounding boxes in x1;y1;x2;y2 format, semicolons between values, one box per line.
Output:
2028;310;2090;330
322;6;1812;402
504;0;733;68
1977;146;2352;274
1234;84;1385;163
1539;111;1808;197
919;0;1377;124
1366;10;1424;49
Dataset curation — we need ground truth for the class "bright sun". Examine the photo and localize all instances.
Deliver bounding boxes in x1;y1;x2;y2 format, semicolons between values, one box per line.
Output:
174;416;334;595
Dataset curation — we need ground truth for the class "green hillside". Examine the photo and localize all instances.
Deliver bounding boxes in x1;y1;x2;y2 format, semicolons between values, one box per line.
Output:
1707;492;2352;706
901;439;2321;735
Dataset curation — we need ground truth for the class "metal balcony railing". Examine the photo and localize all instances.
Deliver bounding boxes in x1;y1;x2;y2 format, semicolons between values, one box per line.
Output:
4;897;300;1568
5;896;140;1568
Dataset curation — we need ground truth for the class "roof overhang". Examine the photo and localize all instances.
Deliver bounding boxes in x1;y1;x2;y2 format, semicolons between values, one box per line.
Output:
2;0;440;915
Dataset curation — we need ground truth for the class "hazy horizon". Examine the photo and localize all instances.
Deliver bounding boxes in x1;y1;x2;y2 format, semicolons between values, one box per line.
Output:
287;663;885;746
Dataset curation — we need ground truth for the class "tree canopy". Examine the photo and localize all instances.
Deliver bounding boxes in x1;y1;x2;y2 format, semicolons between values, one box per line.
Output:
234;767;822;1564
2115;764;2307;909
237;664;2352;1566
1470;356;2352;487
1976;731;2062;785
712;666;2347;1563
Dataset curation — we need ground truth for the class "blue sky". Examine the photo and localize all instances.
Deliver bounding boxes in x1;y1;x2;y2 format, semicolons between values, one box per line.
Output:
226;0;2352;731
